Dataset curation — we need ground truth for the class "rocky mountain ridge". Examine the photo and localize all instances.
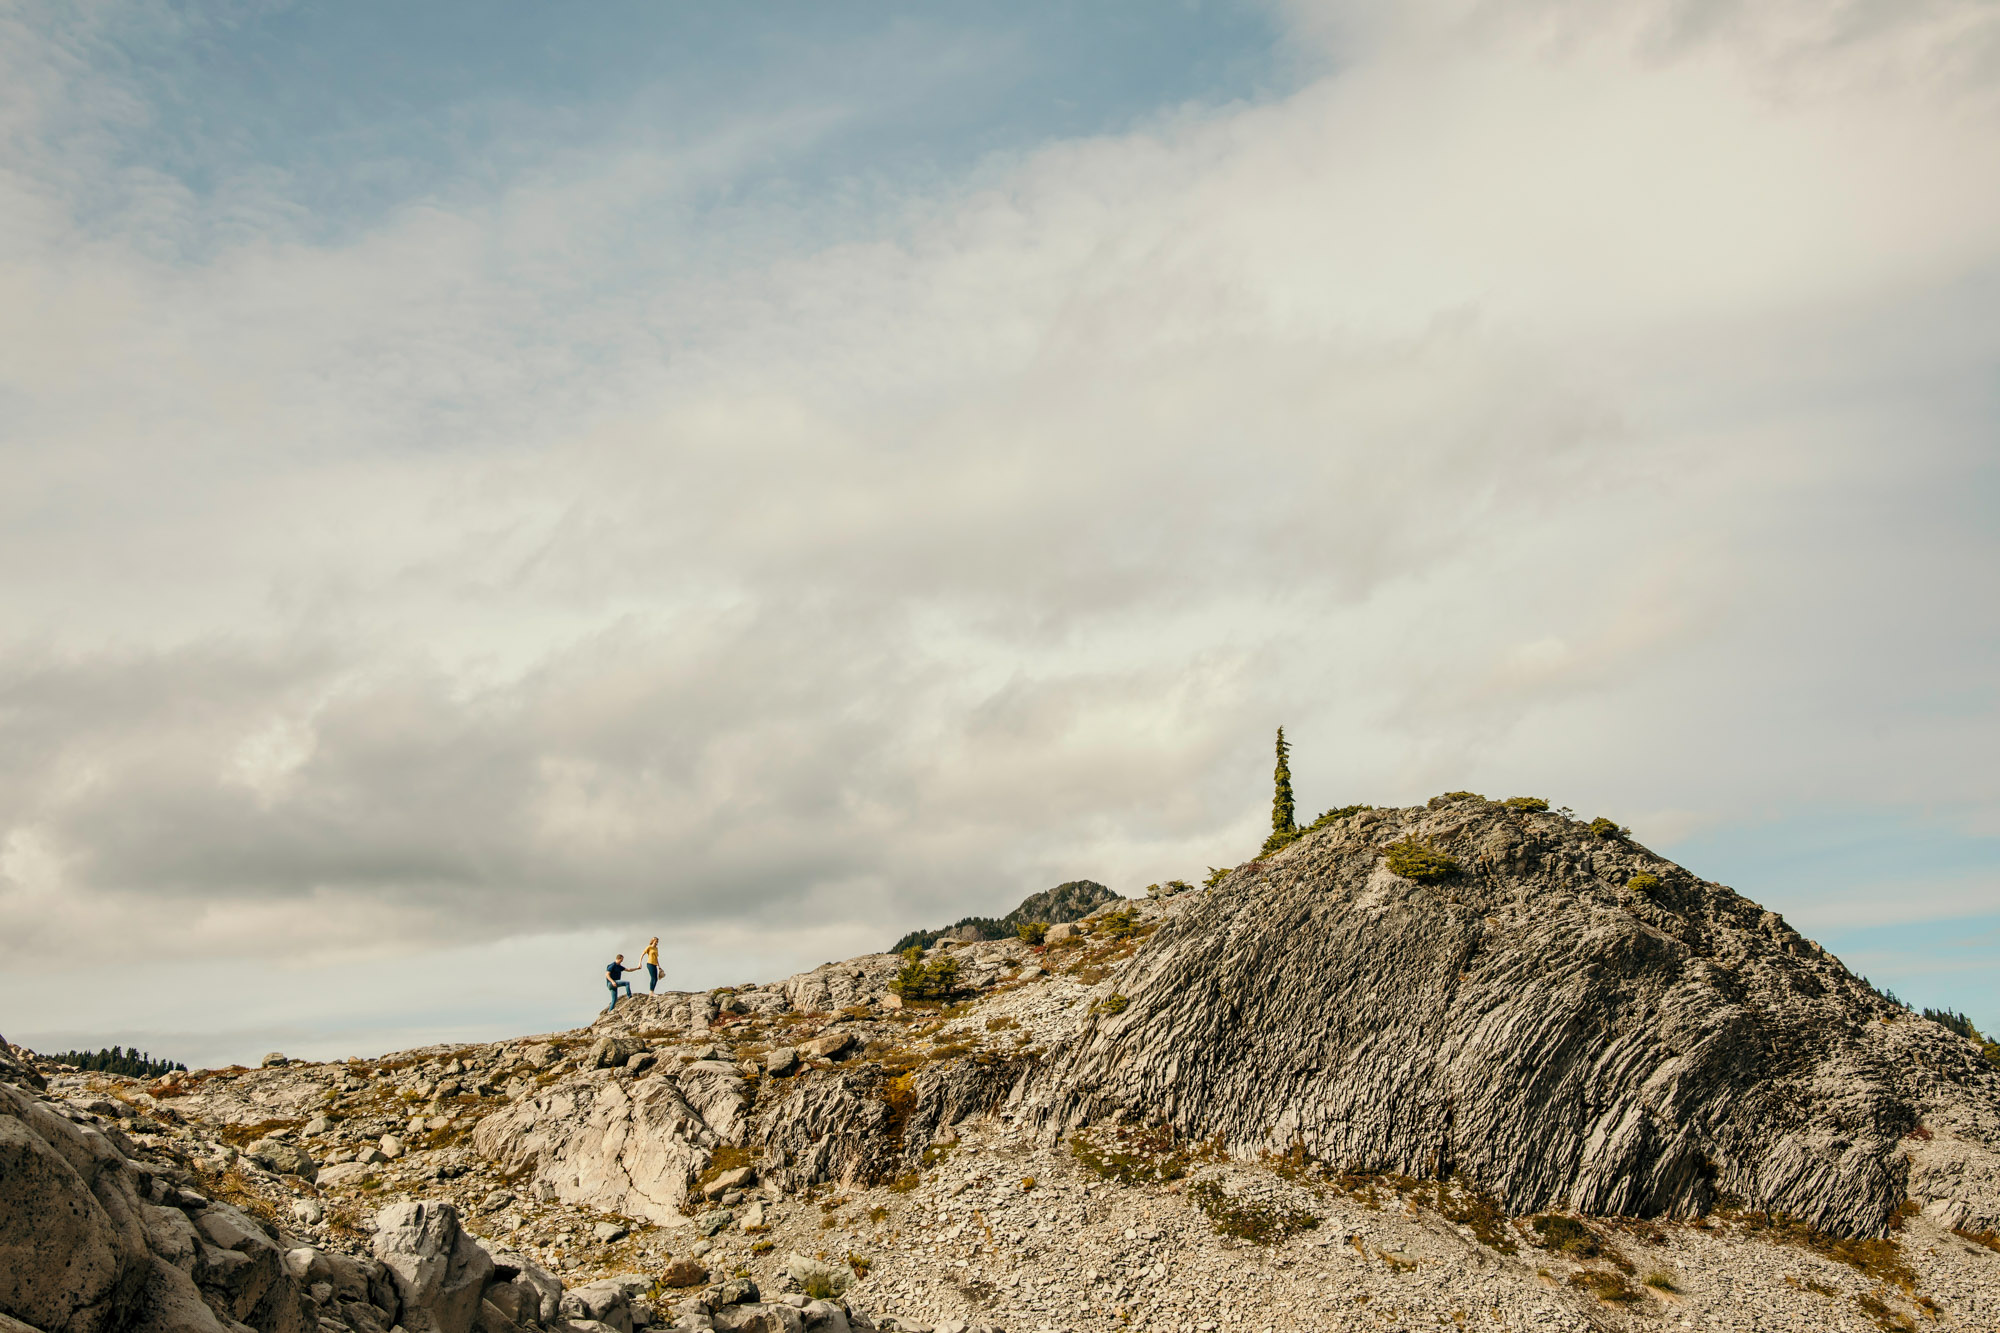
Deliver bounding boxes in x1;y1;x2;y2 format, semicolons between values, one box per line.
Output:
888;882;1119;954
6;793;2000;1332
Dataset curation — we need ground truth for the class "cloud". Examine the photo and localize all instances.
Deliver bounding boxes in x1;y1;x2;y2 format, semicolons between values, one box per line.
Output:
1;0;1997;1057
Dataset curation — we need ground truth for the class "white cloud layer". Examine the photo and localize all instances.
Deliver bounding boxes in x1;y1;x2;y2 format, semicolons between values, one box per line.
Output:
3;0;1998;1057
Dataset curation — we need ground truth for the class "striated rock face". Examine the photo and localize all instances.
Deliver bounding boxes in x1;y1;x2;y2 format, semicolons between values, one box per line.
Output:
1021;797;2000;1237
471;1064;750;1224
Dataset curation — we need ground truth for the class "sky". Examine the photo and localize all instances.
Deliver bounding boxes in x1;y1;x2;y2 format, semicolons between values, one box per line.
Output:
2;0;1997;1068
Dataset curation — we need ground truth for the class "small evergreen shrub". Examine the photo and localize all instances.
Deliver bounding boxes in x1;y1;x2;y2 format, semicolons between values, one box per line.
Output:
795;1260;850;1300
1627;872;1660;894
1015;921;1048;946
1502;796;1549;812
1203;865;1231;888
1588;817;1628;839
1188;1180;1320;1244
1094;906;1140;939
1531;1214;1601;1257
1308;804;1373;831
1384;838;1460;883
1570;1270;1641;1303
887;947;960;1001
1095;993;1129;1016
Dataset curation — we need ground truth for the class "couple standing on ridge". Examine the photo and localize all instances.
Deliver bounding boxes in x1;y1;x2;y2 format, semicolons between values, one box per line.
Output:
604;937;660;1009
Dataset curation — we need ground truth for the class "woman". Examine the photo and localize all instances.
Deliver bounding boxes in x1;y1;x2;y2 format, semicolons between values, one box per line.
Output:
644;937;661;992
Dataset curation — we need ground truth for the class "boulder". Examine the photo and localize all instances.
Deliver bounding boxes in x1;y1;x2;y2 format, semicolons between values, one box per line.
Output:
660;1259;707;1289
559;1282;631;1333
800;1032;853;1061
142;1205;201;1273
260;1054;288;1069
371;1202;494;1333
712;1307;804;1333
800;1300;850;1332
1043;923;1080;943
763;1049;799;1077
780;1255;847;1302
314;1164;374;1188
473;1248;560;1325
702;1166;754;1200
191;1202;309;1333
587;1038;645;1071
126;1260;231;1333
244;1140;314;1178
0;1087;146;1333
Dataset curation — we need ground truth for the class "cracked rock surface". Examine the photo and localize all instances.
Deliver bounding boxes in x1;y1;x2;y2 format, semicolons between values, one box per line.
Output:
5;795;2000;1332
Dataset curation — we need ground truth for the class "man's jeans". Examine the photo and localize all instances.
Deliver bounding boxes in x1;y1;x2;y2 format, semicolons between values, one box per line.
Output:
607;979;633;1007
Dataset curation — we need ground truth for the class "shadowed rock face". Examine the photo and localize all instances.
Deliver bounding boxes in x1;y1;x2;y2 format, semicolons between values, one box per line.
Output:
1021;798;2000;1238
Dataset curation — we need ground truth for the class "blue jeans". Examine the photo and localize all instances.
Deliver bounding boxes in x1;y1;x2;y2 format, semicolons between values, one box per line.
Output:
607;979;632;1007
646;963;659;992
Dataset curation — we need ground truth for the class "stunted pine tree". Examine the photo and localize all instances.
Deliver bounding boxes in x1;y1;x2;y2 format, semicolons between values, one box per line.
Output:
1263;727;1298;854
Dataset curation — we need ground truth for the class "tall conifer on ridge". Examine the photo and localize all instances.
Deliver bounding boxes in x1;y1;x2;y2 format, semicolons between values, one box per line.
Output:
1268;726;1297;851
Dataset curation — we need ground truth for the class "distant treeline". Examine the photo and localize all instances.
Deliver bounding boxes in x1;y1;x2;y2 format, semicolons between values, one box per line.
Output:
1922;1008;2000;1066
50;1046;187;1078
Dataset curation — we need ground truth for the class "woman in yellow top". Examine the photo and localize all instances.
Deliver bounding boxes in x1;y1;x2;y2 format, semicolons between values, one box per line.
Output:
643;937;661;992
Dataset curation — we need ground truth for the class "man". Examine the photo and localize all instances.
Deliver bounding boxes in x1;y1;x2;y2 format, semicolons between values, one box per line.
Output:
605;955;635;1009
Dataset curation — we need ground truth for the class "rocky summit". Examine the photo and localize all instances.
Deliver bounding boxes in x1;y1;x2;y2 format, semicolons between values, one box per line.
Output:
6;794;2000;1333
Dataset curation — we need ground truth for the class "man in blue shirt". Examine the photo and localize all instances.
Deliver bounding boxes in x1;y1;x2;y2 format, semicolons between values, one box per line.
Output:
605;955;635;1009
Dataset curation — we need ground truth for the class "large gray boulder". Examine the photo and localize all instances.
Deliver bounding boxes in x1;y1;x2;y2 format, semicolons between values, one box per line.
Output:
557;1277;638;1333
0;1093;143;1333
244;1139;315;1178
711;1305;804;1333
471;1246;560;1327
0;1079;297;1333
586;1038;646;1071
371;1202;493;1333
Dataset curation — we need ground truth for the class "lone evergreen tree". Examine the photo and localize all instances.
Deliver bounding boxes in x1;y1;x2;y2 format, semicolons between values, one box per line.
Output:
1264;726;1298;853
